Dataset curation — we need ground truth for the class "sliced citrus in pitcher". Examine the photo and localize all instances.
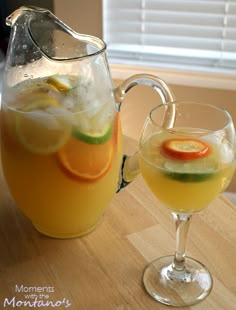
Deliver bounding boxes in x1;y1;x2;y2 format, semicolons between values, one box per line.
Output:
46;75;75;92
16;102;72;155
72;122;113;144
24;81;59;94
72;102;116;144
161;138;211;160
57;137;114;181
15;82;60;110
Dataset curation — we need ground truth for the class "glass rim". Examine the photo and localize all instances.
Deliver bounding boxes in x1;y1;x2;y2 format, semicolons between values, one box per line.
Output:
149;100;233;135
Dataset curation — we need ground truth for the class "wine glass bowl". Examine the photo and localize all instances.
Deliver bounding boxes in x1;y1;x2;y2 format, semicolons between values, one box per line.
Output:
138;101;236;306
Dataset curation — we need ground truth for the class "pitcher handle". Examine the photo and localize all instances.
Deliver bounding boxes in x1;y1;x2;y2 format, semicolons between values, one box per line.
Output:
114;74;176;192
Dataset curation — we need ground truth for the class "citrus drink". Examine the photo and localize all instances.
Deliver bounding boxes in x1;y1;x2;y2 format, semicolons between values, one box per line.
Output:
139;130;235;213
1;76;122;238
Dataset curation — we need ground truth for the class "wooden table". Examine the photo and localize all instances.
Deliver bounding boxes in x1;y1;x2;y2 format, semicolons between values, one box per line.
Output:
0;137;236;310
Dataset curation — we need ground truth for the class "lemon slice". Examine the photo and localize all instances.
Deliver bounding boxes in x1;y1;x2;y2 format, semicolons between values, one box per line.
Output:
16;82;60;111
47;75;74;92
24;81;59;94
16;101;72;155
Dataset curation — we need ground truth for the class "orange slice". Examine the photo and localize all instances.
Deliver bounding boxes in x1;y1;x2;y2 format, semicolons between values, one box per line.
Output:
161;138;211;160
57;137;114;181
113;112;119;146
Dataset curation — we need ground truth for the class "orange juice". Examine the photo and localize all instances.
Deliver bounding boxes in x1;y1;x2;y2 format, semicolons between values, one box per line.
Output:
139;131;235;213
1;77;123;238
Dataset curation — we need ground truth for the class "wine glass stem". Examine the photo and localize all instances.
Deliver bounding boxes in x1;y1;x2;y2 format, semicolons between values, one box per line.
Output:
172;212;192;272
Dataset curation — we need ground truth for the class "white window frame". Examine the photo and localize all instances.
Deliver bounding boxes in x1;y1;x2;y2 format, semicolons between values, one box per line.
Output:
109;63;236;91
102;1;236;91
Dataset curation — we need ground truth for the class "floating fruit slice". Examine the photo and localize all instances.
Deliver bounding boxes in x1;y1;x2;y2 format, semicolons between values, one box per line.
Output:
16;82;60;111
16;102;71;154
161;138;211;160
73;108;118;144
57;137;113;181
46;75;74;92
163;159;217;182
24;81;59;94
72;122;113;144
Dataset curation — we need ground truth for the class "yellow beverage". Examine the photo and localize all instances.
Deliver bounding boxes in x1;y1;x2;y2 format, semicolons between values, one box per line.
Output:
1;77;123;238
139;131;235;213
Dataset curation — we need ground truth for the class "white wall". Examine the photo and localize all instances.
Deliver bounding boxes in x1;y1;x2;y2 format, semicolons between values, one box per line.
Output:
54;0;103;38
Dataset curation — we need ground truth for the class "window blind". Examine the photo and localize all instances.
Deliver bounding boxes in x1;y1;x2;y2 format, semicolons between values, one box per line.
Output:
103;0;236;74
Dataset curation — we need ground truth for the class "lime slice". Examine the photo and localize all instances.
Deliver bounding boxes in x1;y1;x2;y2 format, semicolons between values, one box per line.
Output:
72;104;115;144
163;159;217;182
16;102;72;154
72;122;113;144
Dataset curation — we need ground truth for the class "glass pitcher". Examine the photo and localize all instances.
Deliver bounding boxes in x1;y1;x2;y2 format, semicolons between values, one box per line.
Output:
1;6;175;238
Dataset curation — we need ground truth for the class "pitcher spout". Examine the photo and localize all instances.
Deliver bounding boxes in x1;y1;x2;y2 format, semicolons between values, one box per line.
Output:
6;5;106;64
6;6;48;27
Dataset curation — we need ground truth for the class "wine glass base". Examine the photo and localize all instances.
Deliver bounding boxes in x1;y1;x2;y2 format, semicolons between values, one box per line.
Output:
143;255;213;307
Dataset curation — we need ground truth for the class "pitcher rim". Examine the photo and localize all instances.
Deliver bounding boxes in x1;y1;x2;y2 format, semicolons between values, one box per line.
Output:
7;5;107;62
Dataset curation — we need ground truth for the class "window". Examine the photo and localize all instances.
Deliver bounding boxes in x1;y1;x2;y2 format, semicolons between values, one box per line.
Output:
103;0;236;83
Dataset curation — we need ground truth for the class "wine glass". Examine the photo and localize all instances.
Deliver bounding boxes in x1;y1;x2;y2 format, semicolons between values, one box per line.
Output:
138;101;236;307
